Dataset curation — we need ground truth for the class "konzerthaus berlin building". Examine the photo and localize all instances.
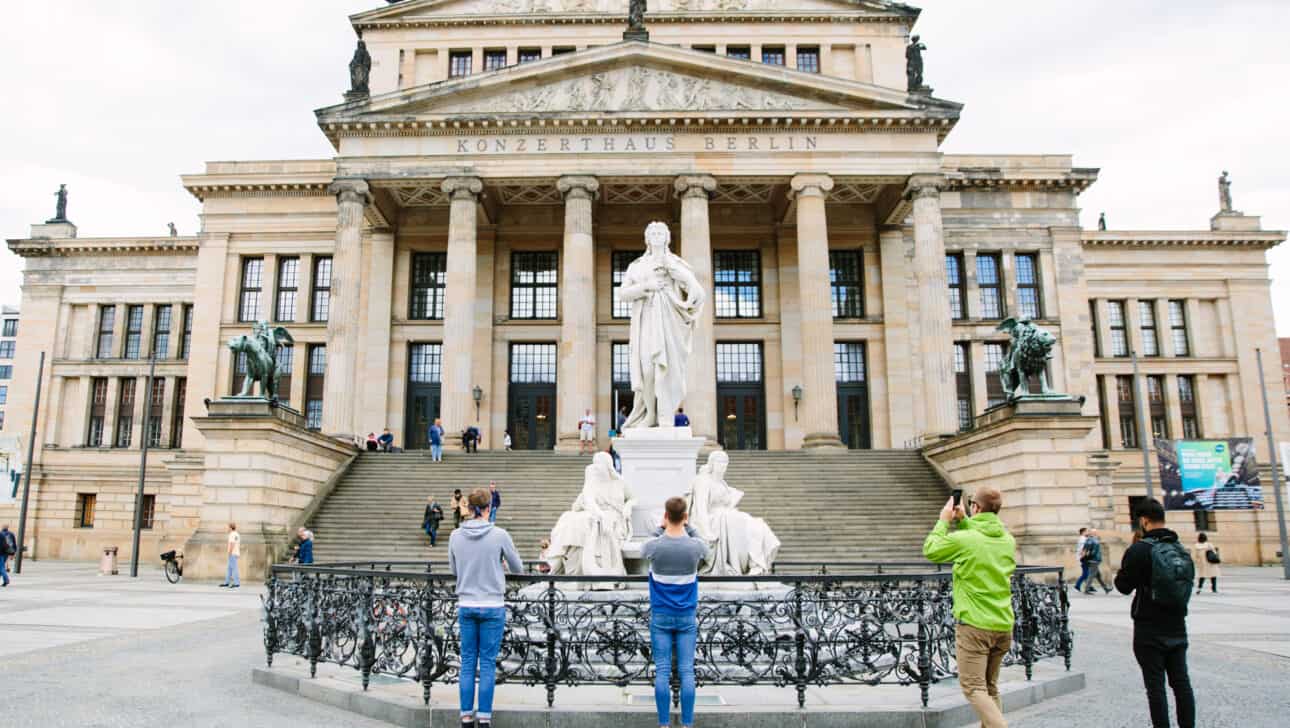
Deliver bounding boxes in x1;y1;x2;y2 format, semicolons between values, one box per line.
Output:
5;0;1288;563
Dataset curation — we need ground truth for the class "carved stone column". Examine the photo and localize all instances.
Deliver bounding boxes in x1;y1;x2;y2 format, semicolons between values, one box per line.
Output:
556;175;599;451
789;174;844;450
675;174;719;449
908;174;958;441
321;178;371;440
439;176;484;448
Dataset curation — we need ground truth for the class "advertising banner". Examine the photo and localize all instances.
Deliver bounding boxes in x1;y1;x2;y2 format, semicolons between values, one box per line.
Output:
1155;438;1264;511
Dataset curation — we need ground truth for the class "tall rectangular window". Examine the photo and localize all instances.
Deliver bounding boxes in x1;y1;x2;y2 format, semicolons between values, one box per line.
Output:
954;342;973;431
509;343;558;383
1089;301;1102;357
1;319;15;337
152;305;172;359
180;304;193;360
1139;301;1159;357
1107;301;1129;357
275;257;299;322
239;258;264;322
0;341;12;359
449;50;473;78
716;343;764;383
1169;300;1190;357
984;343;1007;408
518;48;542;63
483;49;507;71
833;342;867;383
123;305;144;359
1117;375;1139;449
946;254;966;320
0;385;6;404
1179;375;1200;439
409;343;443;384
115;378;136;448
611;251;637;319
0;366;9;380
1146;374;1168;439
510;251;559;320
410;252;448;320
75;493;96;528
146;378;165;448
762;46;786;65
727;46;751;60
976;254;1004;319
88;377;108;447
713;251;762;319
1015;253;1042;319
1095;375;1112;449
97;305;116;358
796;47;820;73
829;250;864;319
140;494;156;530
612;342;631;386
306;345;326;431
275;345;294;406
311;257;333;322
171;377;187;449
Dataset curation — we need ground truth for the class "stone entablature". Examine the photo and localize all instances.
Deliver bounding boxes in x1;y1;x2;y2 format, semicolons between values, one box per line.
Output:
1082;230;1284;249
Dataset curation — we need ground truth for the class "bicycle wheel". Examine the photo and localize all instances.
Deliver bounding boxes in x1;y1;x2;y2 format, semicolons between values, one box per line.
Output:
164;559;182;584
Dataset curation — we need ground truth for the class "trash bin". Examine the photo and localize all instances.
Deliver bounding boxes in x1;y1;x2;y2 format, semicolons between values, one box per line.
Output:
100;546;119;576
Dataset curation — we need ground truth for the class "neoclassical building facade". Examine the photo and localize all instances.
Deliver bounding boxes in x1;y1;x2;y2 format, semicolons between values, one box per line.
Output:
4;0;1288;563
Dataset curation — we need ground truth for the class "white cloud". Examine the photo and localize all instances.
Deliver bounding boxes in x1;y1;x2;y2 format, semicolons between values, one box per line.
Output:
2;0;1286;334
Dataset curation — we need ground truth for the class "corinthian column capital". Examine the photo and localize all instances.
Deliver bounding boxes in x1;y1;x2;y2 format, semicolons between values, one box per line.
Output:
674;174;718;200
441;176;484;202
904;174;945;201
557;175;600;201
789;173;834;200
328;178;372;206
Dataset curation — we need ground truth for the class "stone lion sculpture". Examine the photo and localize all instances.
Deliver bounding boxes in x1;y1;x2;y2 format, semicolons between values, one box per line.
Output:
996;317;1057;400
227;321;294;402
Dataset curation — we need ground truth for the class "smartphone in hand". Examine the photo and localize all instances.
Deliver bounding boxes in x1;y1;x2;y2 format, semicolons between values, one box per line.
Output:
951;489;963;507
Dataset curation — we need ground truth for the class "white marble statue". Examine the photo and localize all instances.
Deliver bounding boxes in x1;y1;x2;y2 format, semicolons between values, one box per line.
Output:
687;451;781;576
620;221;706;428
542;452;637;576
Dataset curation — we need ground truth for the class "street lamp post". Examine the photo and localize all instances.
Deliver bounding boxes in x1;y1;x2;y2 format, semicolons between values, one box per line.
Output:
129;354;158;578
14;351;46;574
1255;348;1290;580
1130;348;1155;499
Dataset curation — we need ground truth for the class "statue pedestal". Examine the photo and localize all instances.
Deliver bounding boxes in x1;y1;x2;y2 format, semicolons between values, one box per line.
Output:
614;427;704;539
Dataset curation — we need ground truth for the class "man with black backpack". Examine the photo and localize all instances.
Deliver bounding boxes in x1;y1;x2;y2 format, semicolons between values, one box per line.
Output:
1114;498;1196;728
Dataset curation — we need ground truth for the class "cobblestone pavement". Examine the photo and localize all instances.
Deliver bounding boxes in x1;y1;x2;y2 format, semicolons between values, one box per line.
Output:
2;561;1288;726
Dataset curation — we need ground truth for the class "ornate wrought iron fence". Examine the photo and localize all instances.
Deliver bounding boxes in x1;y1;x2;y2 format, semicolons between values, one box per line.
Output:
261;563;1071;709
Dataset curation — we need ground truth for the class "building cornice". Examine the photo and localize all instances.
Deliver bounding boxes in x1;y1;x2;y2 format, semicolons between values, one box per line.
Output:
354;12;913;31
943;167;1099;195
1082;231;1286;250
7;237;202;258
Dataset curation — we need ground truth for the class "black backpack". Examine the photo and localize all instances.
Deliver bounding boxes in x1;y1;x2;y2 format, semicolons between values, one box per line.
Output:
1;532;14;556
1143;537;1195;614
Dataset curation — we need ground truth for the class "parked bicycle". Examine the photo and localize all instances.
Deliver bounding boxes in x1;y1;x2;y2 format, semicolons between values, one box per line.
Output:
161;549;184;584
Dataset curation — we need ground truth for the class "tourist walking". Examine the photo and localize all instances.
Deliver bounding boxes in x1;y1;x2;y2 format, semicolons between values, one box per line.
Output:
449;488;523;728
1075;529;1111;594
429;418;445;462
578;409;597;454
452;489;467;529
220;523;241;588
424;495;445;546
1115;498;1196;728
0;523;15;587
1192;532;1220;594
642;497;710;728
488;482;501;524
294;527;314;565
923;487;1017;728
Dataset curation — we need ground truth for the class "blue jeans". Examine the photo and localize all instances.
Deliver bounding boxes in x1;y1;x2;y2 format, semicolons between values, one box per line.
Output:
489;508;498;524
225;555;240;586
651;611;698;727
1074;562;1092;591
430;443;443;461
0;554;9;585
459;606;507;719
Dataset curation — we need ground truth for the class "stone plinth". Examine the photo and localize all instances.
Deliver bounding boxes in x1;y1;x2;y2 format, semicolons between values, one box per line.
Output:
30;221;77;239
182;398;356;581
1210;211;1262;232
614;427;704;536
925;398;1098;566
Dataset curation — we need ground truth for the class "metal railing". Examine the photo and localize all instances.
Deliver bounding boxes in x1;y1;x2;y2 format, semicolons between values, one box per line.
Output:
261;562;1071;709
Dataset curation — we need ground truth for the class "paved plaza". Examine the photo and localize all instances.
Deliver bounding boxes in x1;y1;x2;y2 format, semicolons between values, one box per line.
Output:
1;561;1288;726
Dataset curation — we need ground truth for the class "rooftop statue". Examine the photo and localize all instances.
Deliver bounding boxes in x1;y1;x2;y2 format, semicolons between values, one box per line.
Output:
1218;171;1234;213
906;35;927;92
996;317;1058;401
542;452;636;576
228;321;294;402
1098;212;1107;231
619;222;706;428
348;38;372;99
48;184;69;223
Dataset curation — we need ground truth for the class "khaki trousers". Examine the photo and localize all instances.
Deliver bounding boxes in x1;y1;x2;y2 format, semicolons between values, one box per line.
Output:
955;622;1013;728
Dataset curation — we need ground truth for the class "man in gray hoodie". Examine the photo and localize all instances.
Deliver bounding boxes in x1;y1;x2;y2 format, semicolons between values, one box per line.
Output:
449;489;523;728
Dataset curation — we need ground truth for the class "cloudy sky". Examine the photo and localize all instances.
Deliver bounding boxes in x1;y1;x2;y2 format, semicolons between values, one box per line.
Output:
1;0;1286;333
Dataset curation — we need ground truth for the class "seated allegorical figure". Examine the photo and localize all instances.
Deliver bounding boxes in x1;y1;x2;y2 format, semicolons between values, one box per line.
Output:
542;451;637;576
686;451;781;576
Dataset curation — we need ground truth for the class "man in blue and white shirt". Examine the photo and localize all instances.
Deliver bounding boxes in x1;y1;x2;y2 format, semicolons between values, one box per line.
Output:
642;497;710;728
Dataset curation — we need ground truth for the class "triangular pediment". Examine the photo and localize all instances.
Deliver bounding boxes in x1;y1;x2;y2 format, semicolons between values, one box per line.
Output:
319;43;956;123
353;0;917;23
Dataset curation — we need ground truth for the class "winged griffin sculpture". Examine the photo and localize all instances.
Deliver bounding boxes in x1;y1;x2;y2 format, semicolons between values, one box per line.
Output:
228;321;294;402
996;317;1057;400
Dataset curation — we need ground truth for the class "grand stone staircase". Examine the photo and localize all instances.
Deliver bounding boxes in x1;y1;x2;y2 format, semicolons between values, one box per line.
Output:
307;450;950;565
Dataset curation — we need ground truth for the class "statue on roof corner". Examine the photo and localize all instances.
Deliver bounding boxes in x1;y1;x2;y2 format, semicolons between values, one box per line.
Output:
1218;171;1234;213
48;184;69;223
906;35;927;92
348;36;372;100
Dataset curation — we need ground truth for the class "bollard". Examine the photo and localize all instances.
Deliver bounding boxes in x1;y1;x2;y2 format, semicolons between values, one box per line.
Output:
100;546;120;576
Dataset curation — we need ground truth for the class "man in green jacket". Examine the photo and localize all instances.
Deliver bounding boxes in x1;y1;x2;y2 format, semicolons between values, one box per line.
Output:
923;486;1017;728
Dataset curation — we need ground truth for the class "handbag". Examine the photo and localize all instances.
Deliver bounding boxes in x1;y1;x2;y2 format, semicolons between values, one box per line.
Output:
1205;547;1221;565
